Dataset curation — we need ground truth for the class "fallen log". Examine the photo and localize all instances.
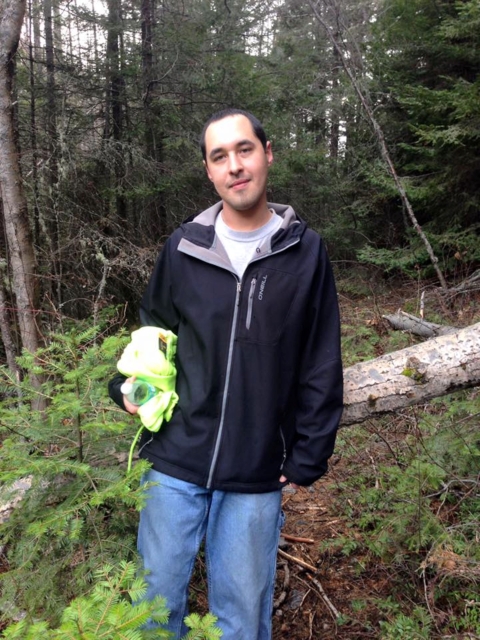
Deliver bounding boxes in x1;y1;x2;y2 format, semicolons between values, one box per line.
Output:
383;310;457;338
342;321;480;426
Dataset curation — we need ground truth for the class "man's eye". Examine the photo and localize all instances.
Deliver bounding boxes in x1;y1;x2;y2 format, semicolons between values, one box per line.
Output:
213;155;226;162
239;147;252;155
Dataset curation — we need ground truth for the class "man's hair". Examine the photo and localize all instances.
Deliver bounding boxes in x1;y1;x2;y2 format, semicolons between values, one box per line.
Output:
200;108;268;161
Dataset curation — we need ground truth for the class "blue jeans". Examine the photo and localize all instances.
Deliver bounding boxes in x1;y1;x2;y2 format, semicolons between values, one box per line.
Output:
137;469;283;640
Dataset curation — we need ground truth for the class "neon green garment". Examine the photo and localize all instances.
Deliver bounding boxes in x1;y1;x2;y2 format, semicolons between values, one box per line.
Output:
117;326;179;471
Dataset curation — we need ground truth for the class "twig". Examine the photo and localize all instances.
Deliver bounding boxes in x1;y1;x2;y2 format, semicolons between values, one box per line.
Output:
278;548;317;572
423;571;441;636
273;559;290;609
296;574;341;622
311;577;341;620
278;550;341;621
366;448;380;489
309;611;315;640
283;533;315;544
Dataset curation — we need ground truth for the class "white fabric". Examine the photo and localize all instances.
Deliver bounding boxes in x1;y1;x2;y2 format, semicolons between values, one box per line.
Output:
215;210;283;278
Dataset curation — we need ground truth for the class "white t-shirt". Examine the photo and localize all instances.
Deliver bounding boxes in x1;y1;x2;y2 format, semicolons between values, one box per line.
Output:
215;211;283;278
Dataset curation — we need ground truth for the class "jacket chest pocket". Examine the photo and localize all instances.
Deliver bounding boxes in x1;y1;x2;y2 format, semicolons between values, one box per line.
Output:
238;268;299;344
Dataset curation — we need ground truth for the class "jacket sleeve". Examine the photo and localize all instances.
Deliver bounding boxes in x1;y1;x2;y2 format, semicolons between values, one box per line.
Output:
108;237;180;410
139;236;181;332
281;239;343;486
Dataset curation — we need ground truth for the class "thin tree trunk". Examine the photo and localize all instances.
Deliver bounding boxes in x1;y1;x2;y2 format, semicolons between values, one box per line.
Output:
28;0;40;246
91;0;99;74
342;322;480;426
141;0;155;159
0;260;21;384
0;0;44;409
105;0;126;221
308;0;448;290
44;0;62;307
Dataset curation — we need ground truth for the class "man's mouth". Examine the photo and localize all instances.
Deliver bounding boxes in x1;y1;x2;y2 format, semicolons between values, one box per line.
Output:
230;179;250;190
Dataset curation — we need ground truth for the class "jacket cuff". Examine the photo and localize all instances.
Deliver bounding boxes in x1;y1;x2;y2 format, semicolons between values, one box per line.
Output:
108;373;128;411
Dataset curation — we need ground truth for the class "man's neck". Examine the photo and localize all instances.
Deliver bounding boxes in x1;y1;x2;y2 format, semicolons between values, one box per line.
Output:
221;203;272;231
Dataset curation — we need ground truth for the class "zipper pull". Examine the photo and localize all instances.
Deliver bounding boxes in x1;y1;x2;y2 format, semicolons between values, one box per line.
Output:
236;281;242;305
249;277;257;300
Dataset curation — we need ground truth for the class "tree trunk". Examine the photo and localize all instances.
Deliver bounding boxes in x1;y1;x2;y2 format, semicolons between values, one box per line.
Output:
0;0;44;409
0;0;37;351
44;0;62;306
0;274;21;385
28;0;40;246
105;0;126;221
342;322;480;426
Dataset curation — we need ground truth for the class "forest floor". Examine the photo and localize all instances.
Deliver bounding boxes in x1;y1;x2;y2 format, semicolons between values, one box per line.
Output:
272;457;389;640
267;274;480;640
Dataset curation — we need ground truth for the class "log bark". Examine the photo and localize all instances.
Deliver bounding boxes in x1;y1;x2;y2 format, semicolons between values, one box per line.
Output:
383;310;457;338
342;322;480;426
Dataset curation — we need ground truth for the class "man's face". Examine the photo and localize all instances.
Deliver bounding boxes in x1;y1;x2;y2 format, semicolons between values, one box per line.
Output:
203;115;273;217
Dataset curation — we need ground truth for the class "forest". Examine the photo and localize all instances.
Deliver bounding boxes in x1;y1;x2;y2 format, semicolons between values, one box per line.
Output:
0;0;479;638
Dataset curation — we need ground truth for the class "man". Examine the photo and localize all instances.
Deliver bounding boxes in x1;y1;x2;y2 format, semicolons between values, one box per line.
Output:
109;108;343;639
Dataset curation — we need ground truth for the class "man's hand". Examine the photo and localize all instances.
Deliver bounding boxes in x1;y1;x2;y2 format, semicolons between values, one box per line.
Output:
122;377;140;415
279;474;300;490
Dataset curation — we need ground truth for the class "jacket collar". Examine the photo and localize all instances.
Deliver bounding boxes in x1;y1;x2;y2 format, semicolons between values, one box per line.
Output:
180;201;305;253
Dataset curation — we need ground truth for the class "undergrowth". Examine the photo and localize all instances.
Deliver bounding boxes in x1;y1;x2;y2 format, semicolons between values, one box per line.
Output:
329;394;479;637
0;287;478;638
0;312;143;626
2;561;221;639
0;311;222;638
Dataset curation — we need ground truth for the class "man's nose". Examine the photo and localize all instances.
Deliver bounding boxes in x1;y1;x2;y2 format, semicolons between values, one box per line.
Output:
227;153;242;174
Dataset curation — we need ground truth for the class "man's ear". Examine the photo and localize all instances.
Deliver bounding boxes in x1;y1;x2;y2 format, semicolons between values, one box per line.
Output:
203;159;213;182
266;141;273;166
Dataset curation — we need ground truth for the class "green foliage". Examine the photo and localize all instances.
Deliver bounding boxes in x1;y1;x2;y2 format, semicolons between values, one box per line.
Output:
452;594;480;635
0;316;149;626
357;225;480;278
183;613;223;639
330;390;480;634
379;606;432;639
3;562;222;639
365;0;480;253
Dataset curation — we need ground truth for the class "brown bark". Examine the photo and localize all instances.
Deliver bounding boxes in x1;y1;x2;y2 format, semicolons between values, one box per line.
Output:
0;0;44;409
0;0;38;354
342;322;480;426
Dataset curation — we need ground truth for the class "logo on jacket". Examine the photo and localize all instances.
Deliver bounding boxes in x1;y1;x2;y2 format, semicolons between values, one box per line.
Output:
258;275;268;300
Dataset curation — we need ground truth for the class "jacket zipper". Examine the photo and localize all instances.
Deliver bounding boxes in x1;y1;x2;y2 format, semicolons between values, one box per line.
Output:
204;238;301;488
279;427;287;470
207;279;242;488
246;277;257;330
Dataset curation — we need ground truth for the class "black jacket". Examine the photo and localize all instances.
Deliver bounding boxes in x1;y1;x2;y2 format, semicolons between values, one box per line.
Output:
109;202;343;493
